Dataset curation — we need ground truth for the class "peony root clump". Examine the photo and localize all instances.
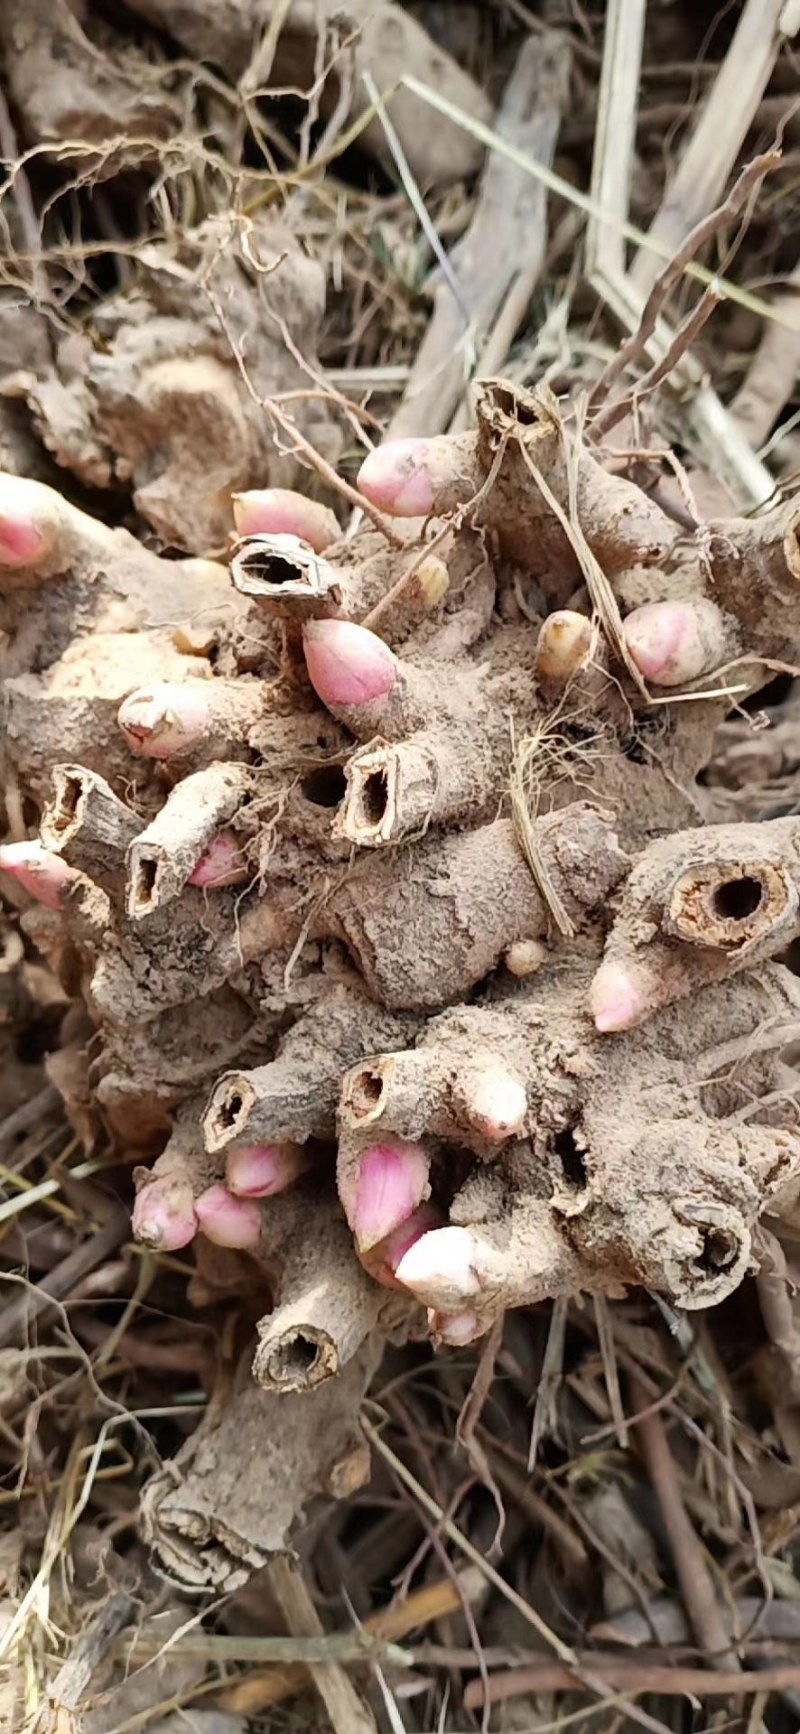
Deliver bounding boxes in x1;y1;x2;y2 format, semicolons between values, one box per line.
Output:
4;378;800;1573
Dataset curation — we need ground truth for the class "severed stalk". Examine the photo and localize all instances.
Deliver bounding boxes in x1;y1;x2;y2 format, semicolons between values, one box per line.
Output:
40;765;143;886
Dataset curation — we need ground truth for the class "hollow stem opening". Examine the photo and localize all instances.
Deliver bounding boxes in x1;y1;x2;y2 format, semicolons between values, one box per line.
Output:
712;876;764;921
133;854;159;912
53;773;82;832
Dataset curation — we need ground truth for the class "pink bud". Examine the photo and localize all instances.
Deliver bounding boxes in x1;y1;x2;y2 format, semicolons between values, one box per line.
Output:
0;841;80;910
358;440;435;517
345;1136;429;1252
589;958;648;1033
303;618;397;711
226;1141;308;1197
233;488;339;553
359;1203;441;1290
132;1171;197;1252
623;601;723;687
0;478;49;567
194;1183;262;1248
429;1309;482;1346
463;1068;527;1141
394;1225;482;1308
189;831;247;889
117;684;211;758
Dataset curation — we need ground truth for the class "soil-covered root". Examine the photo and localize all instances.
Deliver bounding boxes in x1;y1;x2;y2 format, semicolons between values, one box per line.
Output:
11;846;292;1031
134;1117;415;1392
359;383;678;588
0;469;233;606
707;683;800;813
203;979;419;1154
5;369;800;1491
140;1339;380;1592
2;636;223;807
351;962;800;1329
125;764;254;917
298;617;723;857
230;529;461;650
0;472;285;804
359;380;800;669
16;216;339;554
250;1190;407;1395
0;468;249;678
0;445;723;865
231;521;496;657
323;805;628;1010
29;797;626;1034
91;960;318;1150
590;816;800;1031
301;618;520;843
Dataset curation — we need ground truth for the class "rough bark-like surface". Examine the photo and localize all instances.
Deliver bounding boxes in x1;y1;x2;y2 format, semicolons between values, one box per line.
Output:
140;1338;381;1591
4;371;800;1584
16;217;339;553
